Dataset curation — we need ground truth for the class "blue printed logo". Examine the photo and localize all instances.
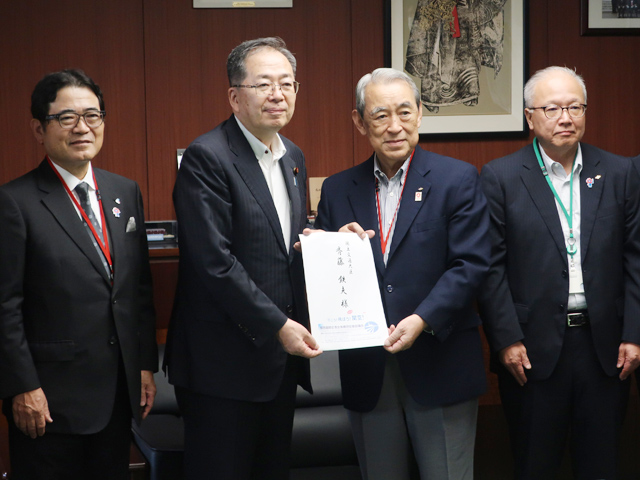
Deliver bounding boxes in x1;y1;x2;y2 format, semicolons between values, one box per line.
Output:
364;321;379;333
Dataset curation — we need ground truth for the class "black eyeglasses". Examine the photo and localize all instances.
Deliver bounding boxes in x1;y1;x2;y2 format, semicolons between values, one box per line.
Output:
528;104;587;119
232;81;300;96
45;110;106;129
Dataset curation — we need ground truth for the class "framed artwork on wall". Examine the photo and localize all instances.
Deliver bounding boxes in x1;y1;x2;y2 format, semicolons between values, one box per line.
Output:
387;0;527;136
581;0;640;35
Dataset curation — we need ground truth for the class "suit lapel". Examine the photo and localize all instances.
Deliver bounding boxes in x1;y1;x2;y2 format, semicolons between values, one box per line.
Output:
579;146;604;262
346;157;385;275
520;149;568;264
280;154;300;259
37;161;112;285
95;169;124;281
226;117;288;257
388;147;430;260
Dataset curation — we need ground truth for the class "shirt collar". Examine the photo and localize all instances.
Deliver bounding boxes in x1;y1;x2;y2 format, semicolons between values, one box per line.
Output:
373;153;412;184
235;115;287;164
539;142;583;179
50;160;96;192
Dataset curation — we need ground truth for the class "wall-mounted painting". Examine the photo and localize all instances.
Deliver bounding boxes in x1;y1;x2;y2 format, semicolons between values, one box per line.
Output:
388;0;527;135
581;0;640;35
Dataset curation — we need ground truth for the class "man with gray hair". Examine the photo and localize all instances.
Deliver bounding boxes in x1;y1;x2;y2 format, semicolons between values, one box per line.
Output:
165;37;321;480
479;66;640;478
313;67;491;479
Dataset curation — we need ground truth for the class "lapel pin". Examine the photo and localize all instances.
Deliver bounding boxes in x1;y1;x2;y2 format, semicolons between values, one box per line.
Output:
586;178;594;189
112;207;121;218
115;198;121;204
293;167;299;187
415;192;422;202
595;175;602;180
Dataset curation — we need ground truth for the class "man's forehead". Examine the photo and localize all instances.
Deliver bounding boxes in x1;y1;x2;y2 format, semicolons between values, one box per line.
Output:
534;73;583;100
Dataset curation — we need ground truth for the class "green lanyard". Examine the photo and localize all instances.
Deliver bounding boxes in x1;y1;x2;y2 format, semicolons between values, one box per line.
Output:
533;137;578;258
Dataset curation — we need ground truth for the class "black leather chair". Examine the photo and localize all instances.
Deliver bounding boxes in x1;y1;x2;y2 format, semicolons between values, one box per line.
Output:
132;346;360;480
290;350;360;479
131;344;184;480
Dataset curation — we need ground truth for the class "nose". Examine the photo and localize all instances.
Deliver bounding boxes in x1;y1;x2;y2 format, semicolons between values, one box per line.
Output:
387;114;403;132
558;107;573;122
268;85;285;101
73;116;91;132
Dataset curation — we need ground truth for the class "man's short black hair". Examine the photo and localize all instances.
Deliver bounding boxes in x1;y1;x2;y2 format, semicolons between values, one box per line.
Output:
31;69;105;124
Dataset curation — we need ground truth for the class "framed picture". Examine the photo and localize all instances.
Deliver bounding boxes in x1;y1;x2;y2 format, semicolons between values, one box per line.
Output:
581;0;640;36
193;0;292;7
388;0;527;135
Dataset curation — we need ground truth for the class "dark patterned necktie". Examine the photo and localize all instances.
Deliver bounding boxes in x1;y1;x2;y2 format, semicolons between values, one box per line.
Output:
75;182;104;243
74;182;110;277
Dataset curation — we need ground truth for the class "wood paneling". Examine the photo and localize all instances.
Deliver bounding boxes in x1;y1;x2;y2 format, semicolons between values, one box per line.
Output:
143;0;358;219
0;0;148;211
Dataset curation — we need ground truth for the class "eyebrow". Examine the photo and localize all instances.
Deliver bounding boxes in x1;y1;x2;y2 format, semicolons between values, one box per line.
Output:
369;101;414;116
51;107;101;115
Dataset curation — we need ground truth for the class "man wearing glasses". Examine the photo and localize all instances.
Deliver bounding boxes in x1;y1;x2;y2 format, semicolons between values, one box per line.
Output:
0;69;158;479
165;37;321;480
479;66;640;479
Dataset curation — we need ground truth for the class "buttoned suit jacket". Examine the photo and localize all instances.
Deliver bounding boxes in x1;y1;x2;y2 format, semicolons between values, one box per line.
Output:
0;159;158;434
479;143;640;380
165;115;311;401
314;145;490;412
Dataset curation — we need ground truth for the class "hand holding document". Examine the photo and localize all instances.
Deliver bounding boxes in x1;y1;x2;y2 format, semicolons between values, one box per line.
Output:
299;232;388;351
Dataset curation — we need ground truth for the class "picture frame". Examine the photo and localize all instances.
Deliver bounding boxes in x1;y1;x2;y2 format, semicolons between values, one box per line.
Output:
193;0;292;8
580;0;640;36
387;0;527;136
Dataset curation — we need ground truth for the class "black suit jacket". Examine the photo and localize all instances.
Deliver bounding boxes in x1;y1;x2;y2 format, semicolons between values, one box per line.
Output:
479;143;640;380
0;160;157;434
165;115;311;402
314;146;490;411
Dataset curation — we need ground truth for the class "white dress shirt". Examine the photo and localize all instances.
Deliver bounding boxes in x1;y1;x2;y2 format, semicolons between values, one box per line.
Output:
539;143;587;311
236;116;292;252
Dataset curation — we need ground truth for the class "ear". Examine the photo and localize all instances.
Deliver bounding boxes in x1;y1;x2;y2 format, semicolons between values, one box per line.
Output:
31;119;45;145
416;102;423;129
228;87;241;115
524;108;535;131
351;109;367;136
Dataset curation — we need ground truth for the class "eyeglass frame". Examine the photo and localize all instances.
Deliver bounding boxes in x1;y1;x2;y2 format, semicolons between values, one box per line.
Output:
44;110;107;129
231;81;300;96
527;103;587;120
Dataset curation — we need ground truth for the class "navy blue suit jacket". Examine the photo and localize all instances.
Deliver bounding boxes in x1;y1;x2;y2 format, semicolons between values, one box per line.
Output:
314;145;490;412
0;160;157;434
165;115;311;402
479;143;640;380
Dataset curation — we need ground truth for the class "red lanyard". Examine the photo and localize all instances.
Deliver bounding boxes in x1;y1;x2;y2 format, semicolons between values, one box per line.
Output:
47;156;113;278
375;149;415;256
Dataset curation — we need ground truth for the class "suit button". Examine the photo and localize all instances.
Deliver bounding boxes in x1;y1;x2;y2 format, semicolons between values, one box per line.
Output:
386;285;393;293
112;300;117;304
286;305;293;315
562;270;568;278
559;304;565;312
109;336;118;345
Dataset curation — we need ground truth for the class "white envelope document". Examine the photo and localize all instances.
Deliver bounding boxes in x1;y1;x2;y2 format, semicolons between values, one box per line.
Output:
299;232;388;351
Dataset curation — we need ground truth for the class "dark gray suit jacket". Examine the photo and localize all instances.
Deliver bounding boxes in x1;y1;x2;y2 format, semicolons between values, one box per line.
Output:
0;160;157;434
165;115;311;401
479;143;640;380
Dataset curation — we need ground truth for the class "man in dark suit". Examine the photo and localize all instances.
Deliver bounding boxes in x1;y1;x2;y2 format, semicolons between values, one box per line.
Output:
313;68;490;480
165;37;321;480
479;66;640;479
0;69;158;480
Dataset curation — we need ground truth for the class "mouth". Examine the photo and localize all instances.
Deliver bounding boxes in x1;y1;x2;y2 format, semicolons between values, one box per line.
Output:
70;140;92;146
265;108;286;115
385;139;406;147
